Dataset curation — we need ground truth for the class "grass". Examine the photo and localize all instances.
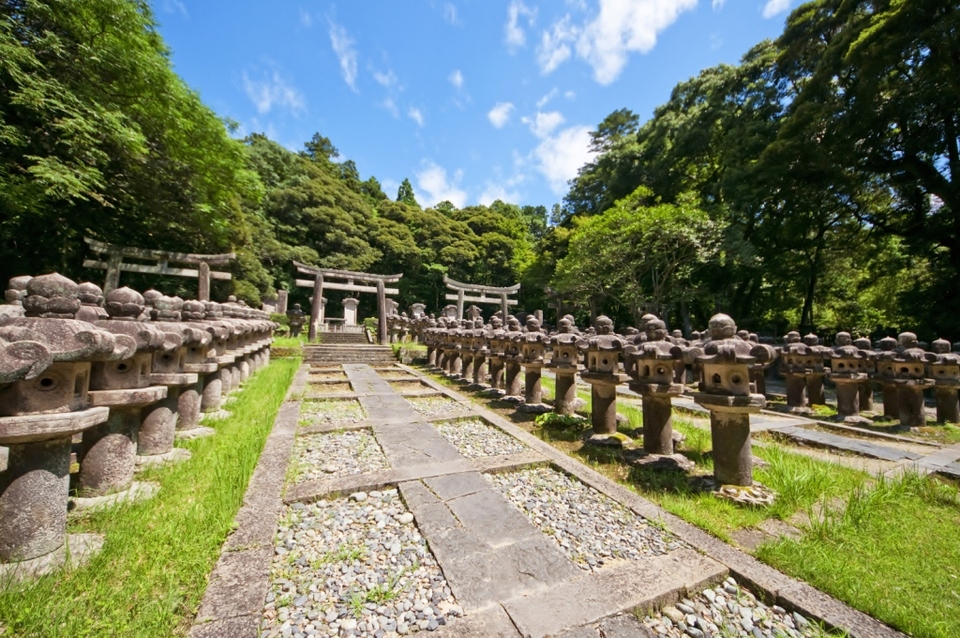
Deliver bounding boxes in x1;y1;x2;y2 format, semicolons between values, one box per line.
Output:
758;472;960;638
0;358;299;637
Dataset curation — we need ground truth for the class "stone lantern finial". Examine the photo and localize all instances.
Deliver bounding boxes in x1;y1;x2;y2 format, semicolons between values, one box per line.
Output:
22;273;81;319
104;287;145;321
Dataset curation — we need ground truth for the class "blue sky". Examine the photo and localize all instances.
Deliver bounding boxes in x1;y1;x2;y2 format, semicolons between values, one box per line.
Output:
153;0;795;209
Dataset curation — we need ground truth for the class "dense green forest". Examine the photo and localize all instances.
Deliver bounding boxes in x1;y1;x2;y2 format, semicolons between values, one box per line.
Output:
1;0;957;340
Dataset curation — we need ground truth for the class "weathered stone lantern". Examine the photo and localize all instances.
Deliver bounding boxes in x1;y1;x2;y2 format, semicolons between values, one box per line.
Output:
469;318;489;387
825;332;872;425
501;316;525;402
79;287;169;504
579;316;629;446
684;314;777;491
517;316;550;413
483;316;506;395
0;274;127;576
874;336;900;420
458;319;475;383
286;303;306;337
138;292;200;466
75;282;109;323
779;331;826;415
853;337;876;413
178;299;217;438
928;338;960;424
892;332;935;429
1;275;30;320
624;318;683;455
547;317;582;415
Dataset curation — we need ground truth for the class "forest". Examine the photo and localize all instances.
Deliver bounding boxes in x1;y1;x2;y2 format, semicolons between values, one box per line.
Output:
1;0;957;340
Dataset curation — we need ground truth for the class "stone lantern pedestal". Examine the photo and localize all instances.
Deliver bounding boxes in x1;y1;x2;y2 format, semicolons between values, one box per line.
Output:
853;338;876;413
892;333;935;429
458;330;475;384
624;318;683;456
469;321;490;389
827;334;872;425
875;337;900;420
482;318;507;397
696;394;765;486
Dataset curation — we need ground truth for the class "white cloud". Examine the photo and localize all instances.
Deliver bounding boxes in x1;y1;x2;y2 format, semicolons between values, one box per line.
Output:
564;90;576;100
381;97;400;118
488;102;515;128
449;69;464;89
242;68;305;115
415;161;467;208
762;0;791;18
329;22;359;91
480;183;521;206
532;125;596;195
505;0;537;51
522;111;565;139
712;0;726;9
536;88;559;108
373;69;398;88
576;0;698;85
408;107;425;127
443;3;460;25
537;16;577;75
299;9;312;27
162;0;187;17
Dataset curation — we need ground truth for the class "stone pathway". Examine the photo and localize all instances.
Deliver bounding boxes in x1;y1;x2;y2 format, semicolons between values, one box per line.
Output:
190;362;907;638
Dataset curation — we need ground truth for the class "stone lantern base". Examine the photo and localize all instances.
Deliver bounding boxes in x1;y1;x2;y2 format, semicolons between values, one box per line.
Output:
694;393;764;488
0;533;103;584
581;372;630;446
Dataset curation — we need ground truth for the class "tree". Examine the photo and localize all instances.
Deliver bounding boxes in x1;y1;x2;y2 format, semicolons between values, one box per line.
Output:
301;133;338;163
396;178;419;207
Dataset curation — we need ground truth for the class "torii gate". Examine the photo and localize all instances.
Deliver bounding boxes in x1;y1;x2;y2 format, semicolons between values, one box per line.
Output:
443;275;519;321
83;237;234;301
293;261;402;345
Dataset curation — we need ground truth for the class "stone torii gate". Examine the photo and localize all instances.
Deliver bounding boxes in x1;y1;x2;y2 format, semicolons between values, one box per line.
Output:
83;237;234;301
443;275;519;321
293;261;402;345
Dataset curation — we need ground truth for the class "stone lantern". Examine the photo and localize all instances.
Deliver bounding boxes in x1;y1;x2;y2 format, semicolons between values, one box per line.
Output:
517;316;550;413
425;317;441;368
579;316;629;446
178;300;218;438
684;314;777;491
1;275;30;320
874;336;900;420
825;332;872;424
501;316;525;402
928;338;960;424
624;318;683;455
0;274;127;577
892;332;935;429
287;303;306;337
79;287;170;504
547;317;583;416
469;318;489;388
75;282;108;323
483;316;506;396
137;292;201;466
779;331;826;415
458;319;475;383
444;322;463;377
853;337;876;413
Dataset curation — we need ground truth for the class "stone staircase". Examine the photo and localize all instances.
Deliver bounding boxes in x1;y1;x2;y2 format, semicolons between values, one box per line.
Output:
303;343;396;365
317;331;369;345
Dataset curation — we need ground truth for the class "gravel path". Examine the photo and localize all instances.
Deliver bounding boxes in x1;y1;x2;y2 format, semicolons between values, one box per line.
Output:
291;430;390;484
488;466;685;571
307;382;354;394
434;418;527;459
377;370;415;379
310;373;349;382
642;576;827;638
405;396;472;418
261;490;461;637
390;381;427;392
301;399;366;426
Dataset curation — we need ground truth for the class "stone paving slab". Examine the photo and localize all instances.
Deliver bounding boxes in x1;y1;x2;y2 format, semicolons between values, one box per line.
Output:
501;548;727;638
774;426;923;461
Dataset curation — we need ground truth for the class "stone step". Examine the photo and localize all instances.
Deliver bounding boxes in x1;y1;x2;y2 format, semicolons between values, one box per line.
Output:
773;426;923;462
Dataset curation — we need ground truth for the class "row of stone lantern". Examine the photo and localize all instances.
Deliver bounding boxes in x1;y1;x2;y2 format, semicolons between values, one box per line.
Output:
0;273;275;579
778;330;958;429
422;311;778;498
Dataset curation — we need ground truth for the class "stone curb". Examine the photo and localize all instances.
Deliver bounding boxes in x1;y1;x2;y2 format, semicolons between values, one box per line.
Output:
283;450;549;504
398;364;908;638
188;363;309;638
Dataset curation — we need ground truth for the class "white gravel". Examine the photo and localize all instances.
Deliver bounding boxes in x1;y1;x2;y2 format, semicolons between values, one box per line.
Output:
261;490;461;637
642;576;826;638
301;399;366;426
434;418;527;459
405;396;472;418
291;430;390;484
488;466;685;571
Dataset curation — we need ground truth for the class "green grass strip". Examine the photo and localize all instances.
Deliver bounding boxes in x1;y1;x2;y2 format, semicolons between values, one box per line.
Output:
757;472;960;638
0;358;299;638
